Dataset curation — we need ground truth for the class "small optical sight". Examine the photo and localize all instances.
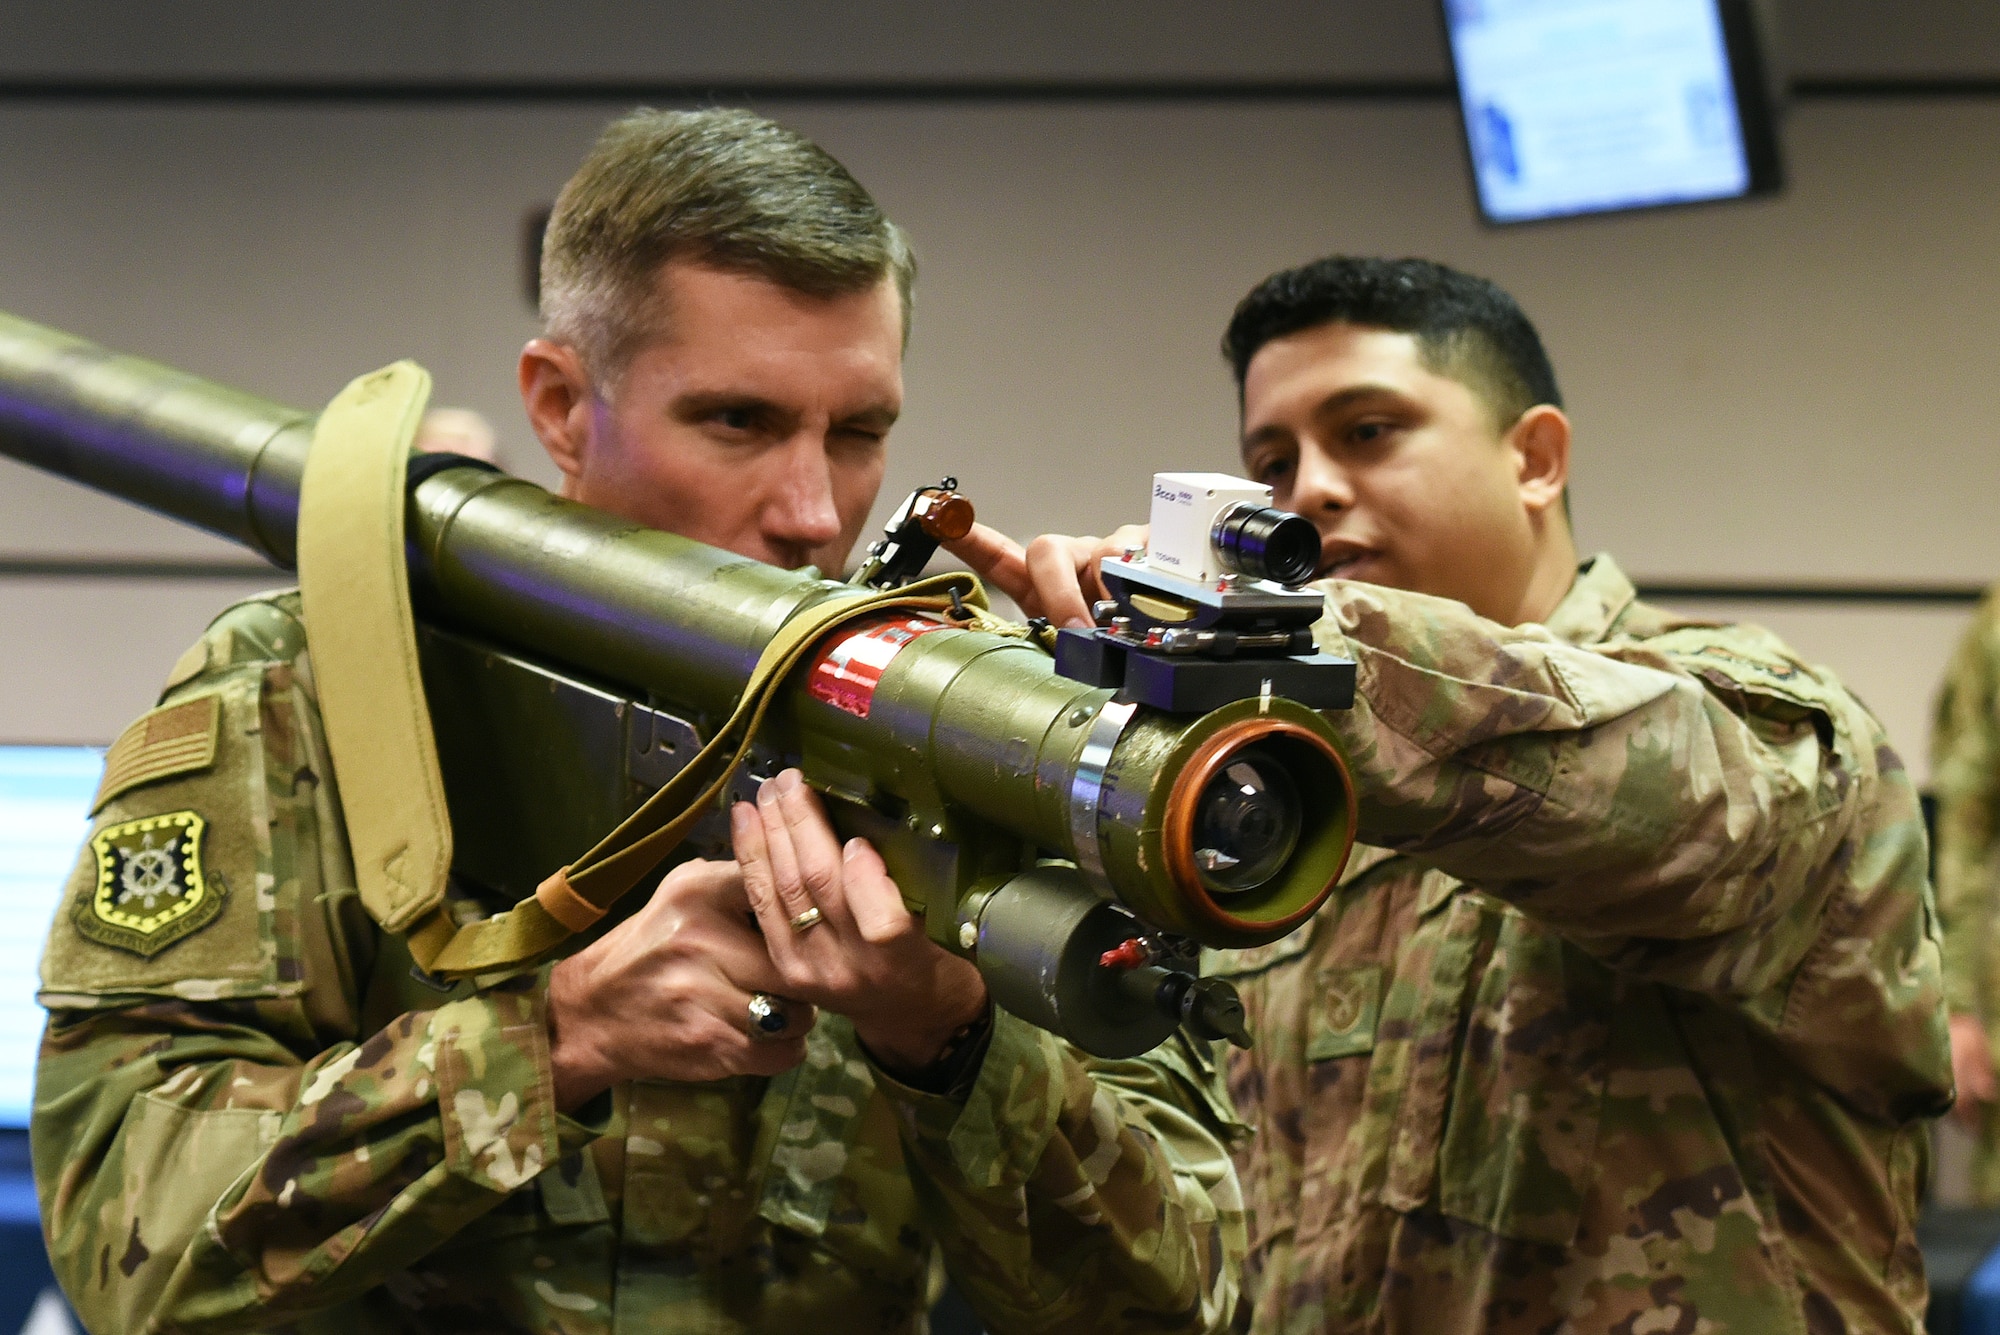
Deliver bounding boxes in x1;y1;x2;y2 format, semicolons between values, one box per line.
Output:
1211;502;1320;586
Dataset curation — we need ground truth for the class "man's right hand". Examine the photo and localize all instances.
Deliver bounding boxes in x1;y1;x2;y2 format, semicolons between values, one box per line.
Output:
944;521;1148;630
1951;1011;1997;1129
545;858;814;1110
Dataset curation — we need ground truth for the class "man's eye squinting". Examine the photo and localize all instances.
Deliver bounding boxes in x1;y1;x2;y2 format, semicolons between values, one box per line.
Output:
712;407;757;432
1250;456;1294;486
832;426;888;450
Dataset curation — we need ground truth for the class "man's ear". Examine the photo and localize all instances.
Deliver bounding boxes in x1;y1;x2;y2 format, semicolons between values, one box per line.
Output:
518;339;598;492
1507;405;1571;520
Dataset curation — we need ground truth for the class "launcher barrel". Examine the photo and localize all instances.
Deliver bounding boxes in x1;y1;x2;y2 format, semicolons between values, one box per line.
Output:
0;310;1356;1055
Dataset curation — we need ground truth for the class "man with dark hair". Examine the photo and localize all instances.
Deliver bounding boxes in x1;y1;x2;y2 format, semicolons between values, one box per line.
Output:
954;255;1949;1332
34;108;1245;1335
1220;255;1560;426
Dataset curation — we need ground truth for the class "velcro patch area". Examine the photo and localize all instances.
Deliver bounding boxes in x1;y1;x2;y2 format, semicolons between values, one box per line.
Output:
92;694;221;814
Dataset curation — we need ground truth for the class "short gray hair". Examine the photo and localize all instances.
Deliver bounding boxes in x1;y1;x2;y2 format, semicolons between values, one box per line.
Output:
541;107;915;385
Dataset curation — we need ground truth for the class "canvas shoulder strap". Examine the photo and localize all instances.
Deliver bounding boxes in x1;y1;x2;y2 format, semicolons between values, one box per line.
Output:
296;362;453;934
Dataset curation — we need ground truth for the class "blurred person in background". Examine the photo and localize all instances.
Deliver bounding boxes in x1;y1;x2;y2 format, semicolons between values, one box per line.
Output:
1933;587;2000;1198
415;406;501;464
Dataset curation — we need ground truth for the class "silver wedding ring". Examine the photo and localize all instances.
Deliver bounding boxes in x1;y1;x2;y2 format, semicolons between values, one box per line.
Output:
747;991;788;1038
789;906;824;934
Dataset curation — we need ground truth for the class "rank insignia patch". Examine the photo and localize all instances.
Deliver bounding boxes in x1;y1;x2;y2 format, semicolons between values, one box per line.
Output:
77;811;222;956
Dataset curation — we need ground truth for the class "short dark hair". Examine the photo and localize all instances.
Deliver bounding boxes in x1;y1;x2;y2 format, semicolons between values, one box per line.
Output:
1221;257;1560;430
542;107;915;385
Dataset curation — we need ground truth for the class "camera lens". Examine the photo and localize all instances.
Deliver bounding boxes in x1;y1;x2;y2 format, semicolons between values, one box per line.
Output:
1211;504;1321;585
1190;747;1302;894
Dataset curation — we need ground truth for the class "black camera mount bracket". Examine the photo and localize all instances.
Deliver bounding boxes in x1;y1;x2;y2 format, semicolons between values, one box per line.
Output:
1054;555;1356;714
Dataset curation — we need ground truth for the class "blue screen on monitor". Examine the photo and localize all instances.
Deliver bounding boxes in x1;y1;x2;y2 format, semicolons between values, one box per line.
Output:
1443;0;1763;223
0;748;103;1128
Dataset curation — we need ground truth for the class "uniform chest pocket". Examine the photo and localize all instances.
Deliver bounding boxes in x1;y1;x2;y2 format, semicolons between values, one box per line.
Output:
1433;909;1613;1248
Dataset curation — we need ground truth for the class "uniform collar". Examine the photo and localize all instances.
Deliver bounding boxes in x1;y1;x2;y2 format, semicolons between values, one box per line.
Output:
1540;553;1635;647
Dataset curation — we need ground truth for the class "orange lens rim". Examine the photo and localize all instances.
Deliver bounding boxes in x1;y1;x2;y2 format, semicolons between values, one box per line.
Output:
1159;716;1356;938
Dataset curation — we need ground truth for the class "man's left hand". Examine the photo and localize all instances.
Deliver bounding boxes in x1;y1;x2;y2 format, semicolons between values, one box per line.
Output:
732;769;989;1076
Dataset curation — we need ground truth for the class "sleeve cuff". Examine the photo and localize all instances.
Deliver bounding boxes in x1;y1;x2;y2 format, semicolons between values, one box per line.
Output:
872;1008;1069;1191
433;975;574;1192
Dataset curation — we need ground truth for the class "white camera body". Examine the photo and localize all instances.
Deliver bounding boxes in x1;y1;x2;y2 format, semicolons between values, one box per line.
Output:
1145;472;1273;586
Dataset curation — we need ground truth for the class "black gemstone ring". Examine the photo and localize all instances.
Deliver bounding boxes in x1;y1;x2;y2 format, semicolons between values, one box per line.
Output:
747;992;788;1037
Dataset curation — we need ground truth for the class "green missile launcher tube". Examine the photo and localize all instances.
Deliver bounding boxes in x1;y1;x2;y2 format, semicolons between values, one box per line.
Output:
0;310;1357;1056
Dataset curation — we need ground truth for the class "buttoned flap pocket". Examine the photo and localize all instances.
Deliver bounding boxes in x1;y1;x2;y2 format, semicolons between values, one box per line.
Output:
1435;910;1613;1248
1307;966;1382;1060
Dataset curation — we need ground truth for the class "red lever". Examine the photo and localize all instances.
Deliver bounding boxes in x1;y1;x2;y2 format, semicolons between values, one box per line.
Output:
1099;938;1151;971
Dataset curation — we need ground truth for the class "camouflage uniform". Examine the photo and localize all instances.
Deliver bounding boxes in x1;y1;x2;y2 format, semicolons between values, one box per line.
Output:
1211;555;1949;1334
1932;583;2000;1201
33;592;1247;1335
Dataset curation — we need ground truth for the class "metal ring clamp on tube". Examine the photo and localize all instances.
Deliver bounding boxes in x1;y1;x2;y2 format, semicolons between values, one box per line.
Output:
1069;699;1138;889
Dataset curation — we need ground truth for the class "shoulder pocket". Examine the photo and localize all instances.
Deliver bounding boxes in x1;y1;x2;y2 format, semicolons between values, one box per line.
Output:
1665;632;1846;740
40;665;313;1007
1671;634;1860;813
92;693;221;813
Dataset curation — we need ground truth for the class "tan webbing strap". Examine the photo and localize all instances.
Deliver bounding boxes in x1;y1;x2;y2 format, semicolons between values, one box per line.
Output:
296;362;454;935
535;868;605;933
403;569;996;980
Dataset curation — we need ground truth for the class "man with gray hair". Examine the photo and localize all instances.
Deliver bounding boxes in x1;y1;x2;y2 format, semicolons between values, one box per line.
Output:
33;108;1245;1335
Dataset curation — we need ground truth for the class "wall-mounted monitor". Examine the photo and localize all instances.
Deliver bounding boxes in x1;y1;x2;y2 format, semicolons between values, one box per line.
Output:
0;747;102;1128
1440;0;1783;225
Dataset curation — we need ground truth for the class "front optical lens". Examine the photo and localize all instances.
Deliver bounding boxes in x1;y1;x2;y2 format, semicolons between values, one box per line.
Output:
1191;746;1302;893
1212;504;1321;585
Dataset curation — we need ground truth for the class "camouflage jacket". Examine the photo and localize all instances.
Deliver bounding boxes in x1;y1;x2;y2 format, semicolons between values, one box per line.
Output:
1210;555;1949;1335
1932;584;2000;1020
32;592;1247;1335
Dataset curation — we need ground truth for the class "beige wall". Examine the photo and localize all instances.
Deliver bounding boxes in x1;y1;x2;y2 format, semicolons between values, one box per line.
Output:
1;93;1995;778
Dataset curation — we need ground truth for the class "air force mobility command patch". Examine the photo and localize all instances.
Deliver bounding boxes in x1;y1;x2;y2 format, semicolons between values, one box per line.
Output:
76;811;223;956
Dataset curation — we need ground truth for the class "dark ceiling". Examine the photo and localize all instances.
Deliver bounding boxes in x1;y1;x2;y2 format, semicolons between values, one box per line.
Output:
0;1;1992;88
